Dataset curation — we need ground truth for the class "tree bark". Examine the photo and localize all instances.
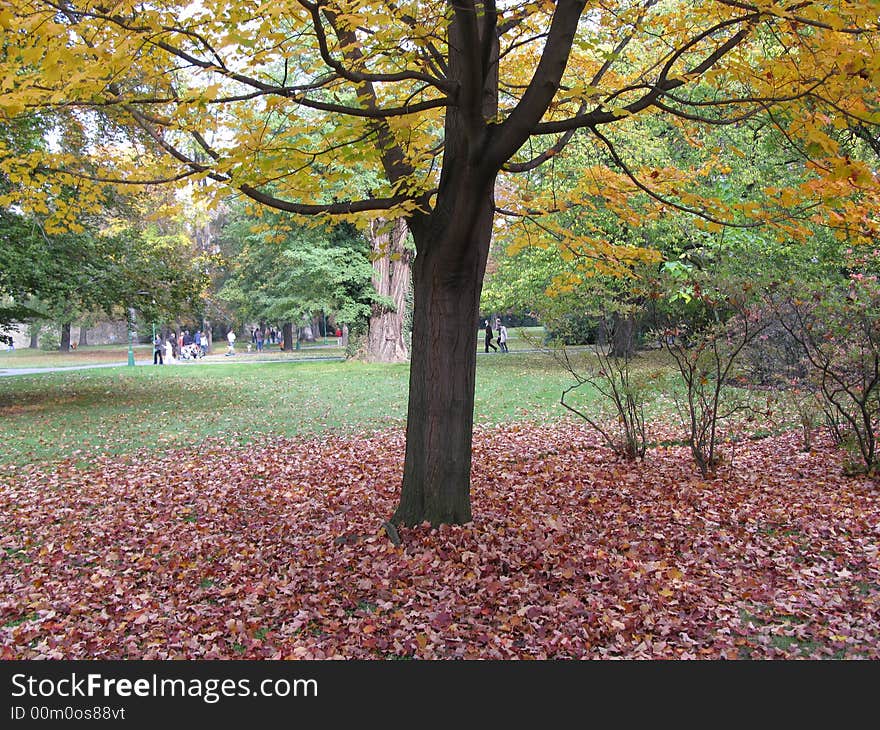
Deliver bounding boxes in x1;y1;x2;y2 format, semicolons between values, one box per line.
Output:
302;320;315;341
366;218;412;363
610;312;637;359
59;322;71;352
392;2;506;525
79;326;88;347
28;328;38;349
282;321;293;351
393;177;496;526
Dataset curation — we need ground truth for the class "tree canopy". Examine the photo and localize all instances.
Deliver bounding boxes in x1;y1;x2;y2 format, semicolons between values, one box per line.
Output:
216;203;375;333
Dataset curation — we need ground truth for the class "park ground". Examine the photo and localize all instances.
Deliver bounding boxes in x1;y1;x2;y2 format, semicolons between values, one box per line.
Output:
1;334;878;659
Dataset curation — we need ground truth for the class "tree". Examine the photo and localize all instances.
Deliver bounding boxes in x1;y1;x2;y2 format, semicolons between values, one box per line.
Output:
365;217;412;363
3;1;878;524
0;114;50;339
217;203;374;342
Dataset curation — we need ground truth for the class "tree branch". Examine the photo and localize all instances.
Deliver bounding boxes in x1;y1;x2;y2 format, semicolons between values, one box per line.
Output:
299;0;453;92
501;13;647;174
484;0;587;172
589;125;762;228
713;0;877;34
532;15;756;135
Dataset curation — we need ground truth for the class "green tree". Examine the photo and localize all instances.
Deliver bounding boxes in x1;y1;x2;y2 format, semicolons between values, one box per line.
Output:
217;204;374;343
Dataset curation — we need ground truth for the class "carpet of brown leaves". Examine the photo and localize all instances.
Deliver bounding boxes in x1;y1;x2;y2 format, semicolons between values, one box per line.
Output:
2;424;878;659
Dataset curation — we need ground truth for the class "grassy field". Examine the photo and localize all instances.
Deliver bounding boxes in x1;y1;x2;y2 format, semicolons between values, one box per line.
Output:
0;346;588;468
1;326;788;469
0;340;345;369
0;327;563;470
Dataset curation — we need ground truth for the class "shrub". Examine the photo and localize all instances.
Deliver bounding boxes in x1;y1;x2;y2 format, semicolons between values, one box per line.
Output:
658;275;768;477
554;336;649;460
771;275;880;475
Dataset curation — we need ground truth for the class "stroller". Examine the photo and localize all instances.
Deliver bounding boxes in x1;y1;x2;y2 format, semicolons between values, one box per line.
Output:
180;343;204;361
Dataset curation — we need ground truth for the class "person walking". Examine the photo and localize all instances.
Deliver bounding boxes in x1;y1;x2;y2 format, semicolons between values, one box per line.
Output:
255;328;264;352
164;337;175;363
153;334;164;365
498;322;509;353
484;320;497;353
226;328;236;356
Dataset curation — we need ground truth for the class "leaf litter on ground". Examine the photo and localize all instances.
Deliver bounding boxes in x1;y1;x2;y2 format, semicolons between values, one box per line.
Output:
1;423;878;659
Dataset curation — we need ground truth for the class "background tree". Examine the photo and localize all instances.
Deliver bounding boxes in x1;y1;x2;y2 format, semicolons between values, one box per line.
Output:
217;202;374;345
365;217;413;363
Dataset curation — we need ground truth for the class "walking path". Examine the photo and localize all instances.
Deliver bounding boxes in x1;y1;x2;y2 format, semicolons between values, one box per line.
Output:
0;345;569;378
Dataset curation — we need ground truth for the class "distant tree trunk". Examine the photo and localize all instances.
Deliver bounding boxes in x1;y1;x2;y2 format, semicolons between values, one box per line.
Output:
366;217;412;363
79;327;88;347
596;318;609;348
341;323;349;348
282;322;293;351
59;322;72;352
28;328;38;349
611;312;637;359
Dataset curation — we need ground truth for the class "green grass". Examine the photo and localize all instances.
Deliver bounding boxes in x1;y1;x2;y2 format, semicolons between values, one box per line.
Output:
3;612;38;628
0;351;595;467
1;340;785;469
0;325;541;370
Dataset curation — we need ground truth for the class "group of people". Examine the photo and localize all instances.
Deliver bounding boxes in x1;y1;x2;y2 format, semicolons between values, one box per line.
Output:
225;326;277;356
153;329;208;364
251;327;281;351
483;317;509;353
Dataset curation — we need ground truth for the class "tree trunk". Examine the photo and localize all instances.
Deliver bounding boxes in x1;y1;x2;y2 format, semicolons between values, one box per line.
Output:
282;321;293;351
79;327;88;347
596;318;608;348
611;312;637;359
389;2;509;526
392;177;496;526
28;328;38;349
59;322;71;352
366;218;412;363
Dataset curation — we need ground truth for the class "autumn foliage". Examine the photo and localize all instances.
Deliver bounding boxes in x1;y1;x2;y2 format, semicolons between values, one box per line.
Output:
2;423;878;659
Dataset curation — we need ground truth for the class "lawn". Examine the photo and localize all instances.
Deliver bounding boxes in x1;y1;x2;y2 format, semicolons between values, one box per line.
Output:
0;325;544;371
0;340;346;369
0;349;578;468
0;338;805;470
